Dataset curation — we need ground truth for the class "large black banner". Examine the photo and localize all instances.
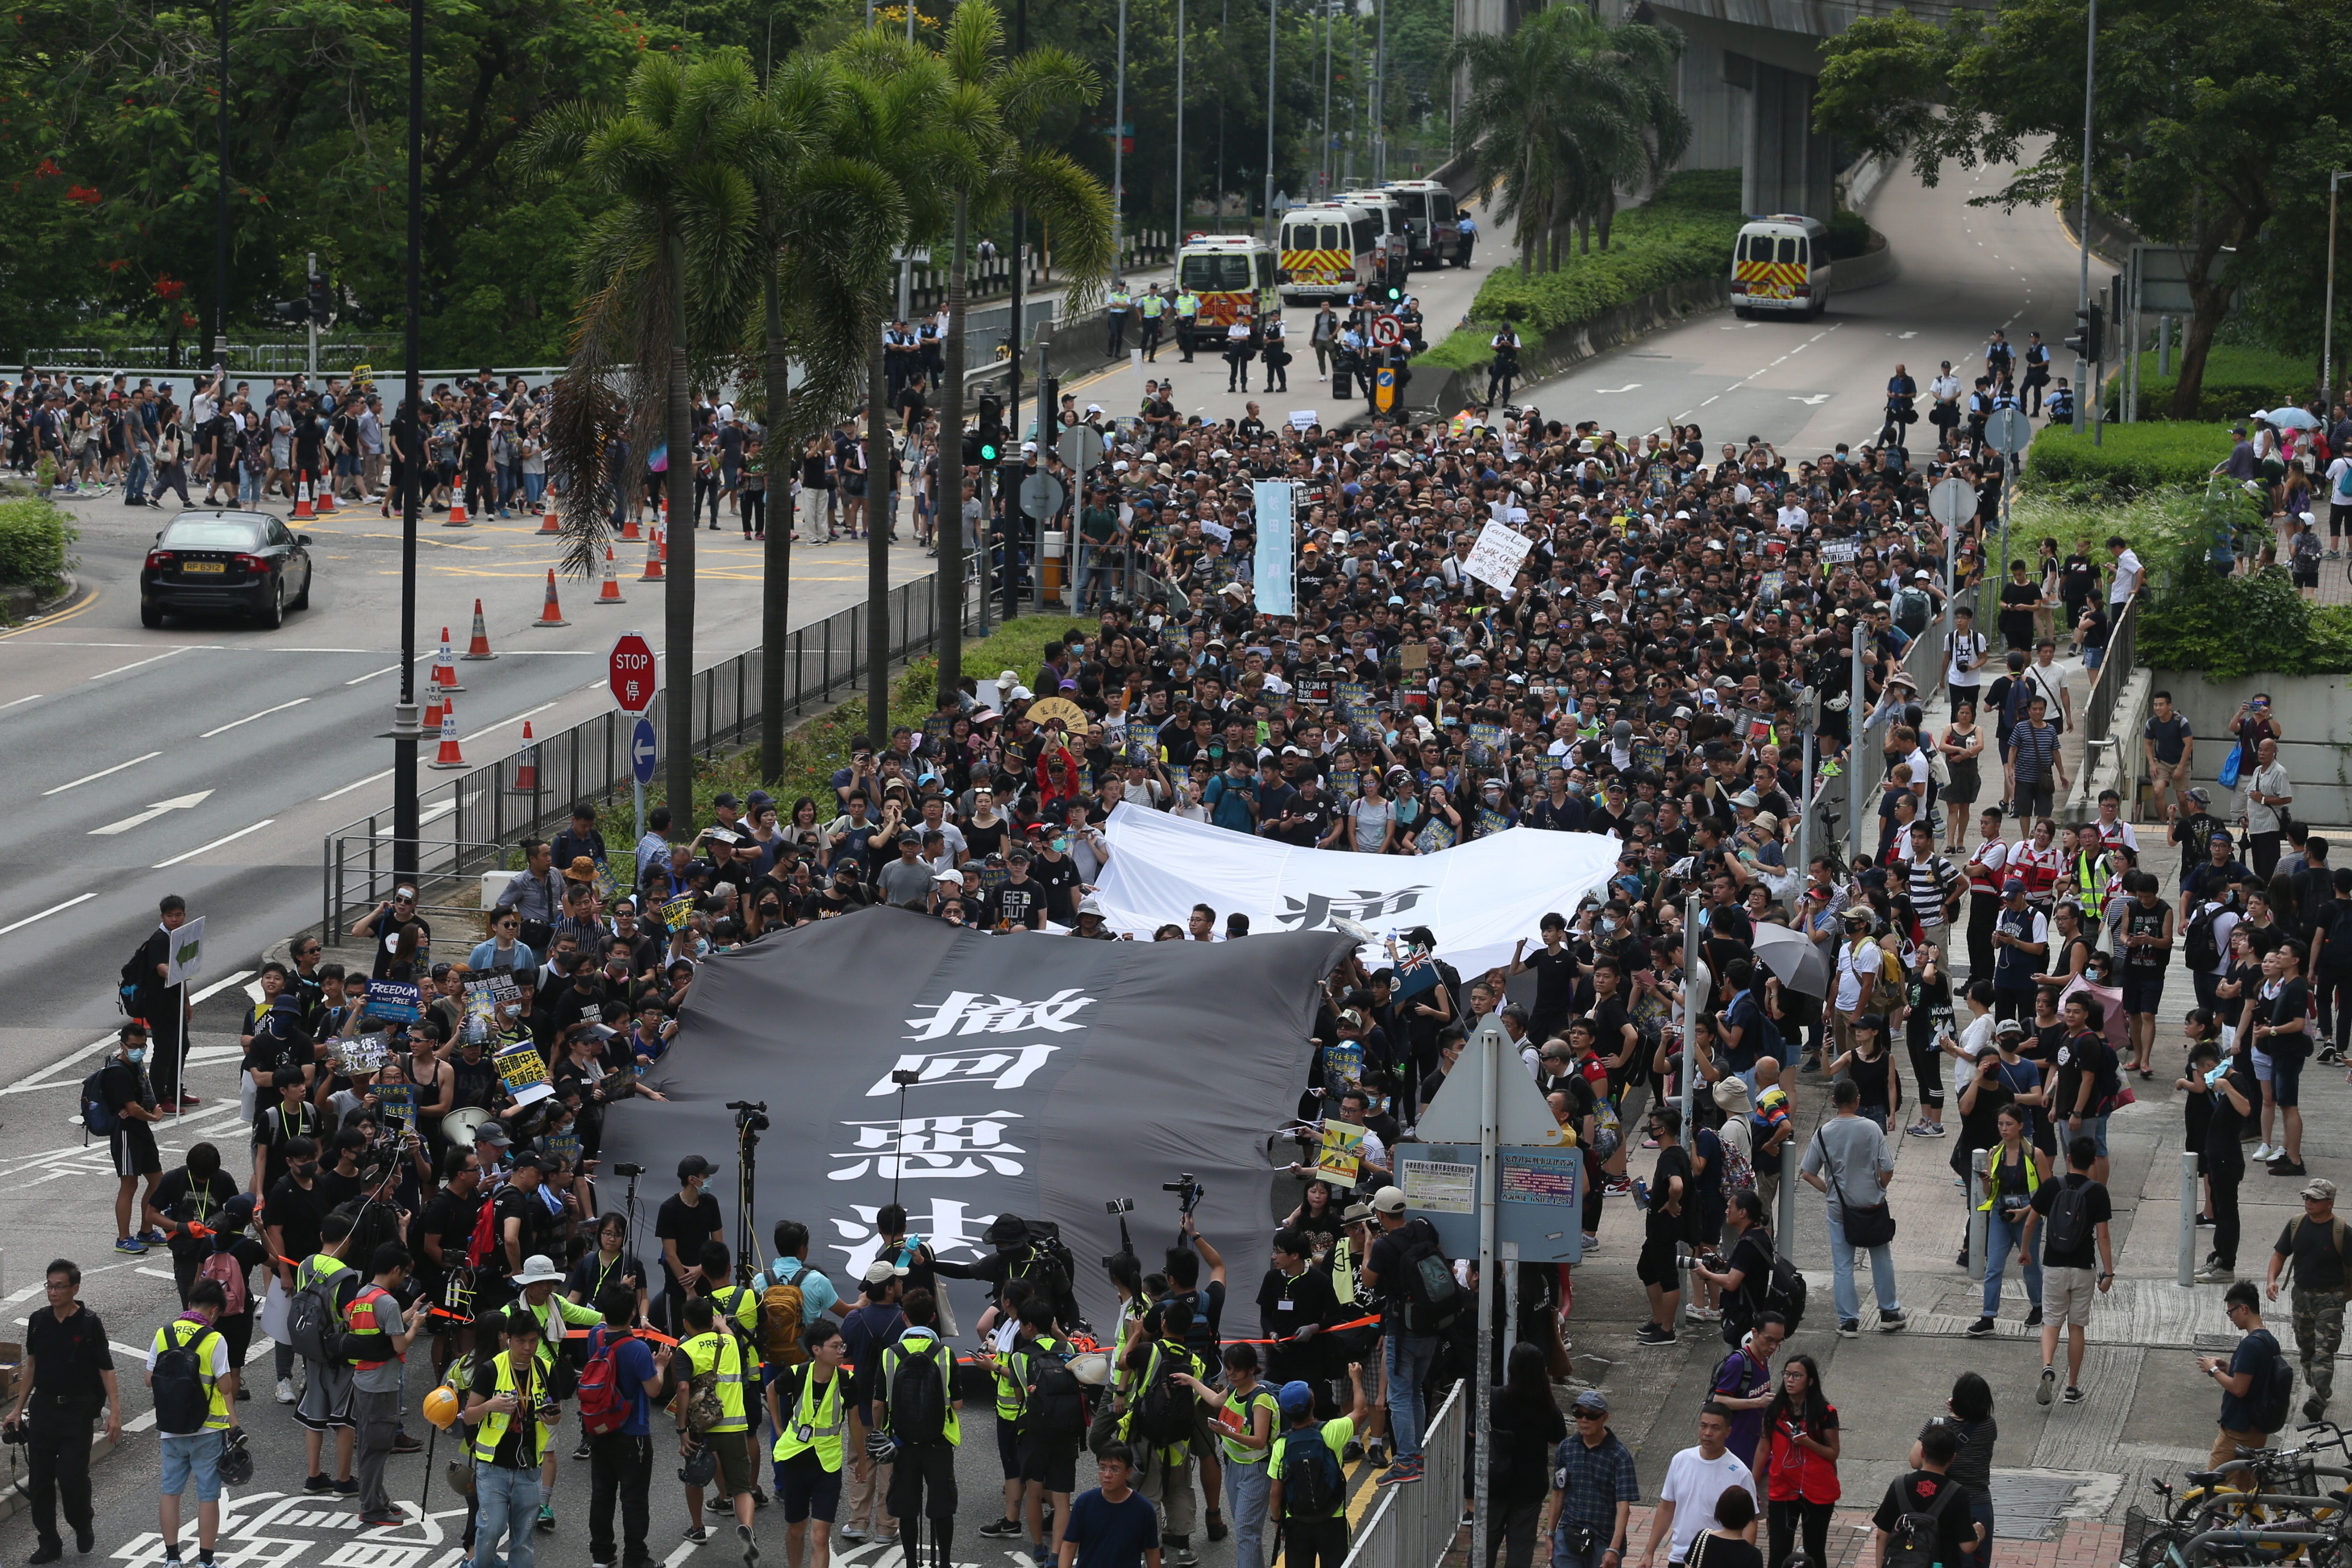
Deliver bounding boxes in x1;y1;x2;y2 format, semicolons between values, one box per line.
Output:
599;908;1353;1336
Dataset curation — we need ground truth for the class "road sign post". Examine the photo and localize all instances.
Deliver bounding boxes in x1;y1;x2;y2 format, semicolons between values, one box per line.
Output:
1928;475;1976;706
630;717;658;844
164;914;205;1124
1985;409;2034;583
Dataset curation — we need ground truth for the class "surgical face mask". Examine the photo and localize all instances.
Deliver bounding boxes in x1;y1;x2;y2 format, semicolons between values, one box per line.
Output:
1051;836;1069;854
126;1048;147;1065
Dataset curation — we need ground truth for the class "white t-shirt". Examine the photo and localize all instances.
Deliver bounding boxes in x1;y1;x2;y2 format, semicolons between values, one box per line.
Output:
1945;629;1987;688
1658;1446;1759;1559
2110;548;2144;604
1954;1012;1996;1106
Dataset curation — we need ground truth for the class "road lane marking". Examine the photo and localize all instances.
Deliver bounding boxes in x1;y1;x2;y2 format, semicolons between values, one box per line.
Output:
90;790;214;835
0;894;96;937
153;819;276;868
88;644;209;681
0;694;41;710
199;697;310;738
461;700;560;743
344;663;402;684
42;752;162;794
320;768;395;801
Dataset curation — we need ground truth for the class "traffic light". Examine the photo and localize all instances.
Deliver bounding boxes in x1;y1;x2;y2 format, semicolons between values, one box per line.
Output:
1384;281;1403;303
272;298;310;325
2064;304;2104;363
1037;375;1060;437
308;276;331;326
976;393;1004;464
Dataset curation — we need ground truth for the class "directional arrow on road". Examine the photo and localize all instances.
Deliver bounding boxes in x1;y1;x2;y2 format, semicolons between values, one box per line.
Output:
1788;394;1831;406
1591;384;1642;395
89;791;214;836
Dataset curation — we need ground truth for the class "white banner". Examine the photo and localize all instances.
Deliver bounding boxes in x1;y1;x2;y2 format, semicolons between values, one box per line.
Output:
1461;519;1534;590
1093;803;1623;975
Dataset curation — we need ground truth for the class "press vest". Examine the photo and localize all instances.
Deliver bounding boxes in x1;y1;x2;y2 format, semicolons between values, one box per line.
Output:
682;1330;749;1433
770;1363;847;1471
473;1352;551;1466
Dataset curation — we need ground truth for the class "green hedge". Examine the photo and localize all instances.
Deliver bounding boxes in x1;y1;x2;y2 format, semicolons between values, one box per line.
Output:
2021;421;2236;497
0;498;70;592
2102;343;2314;423
2140;567;2352;680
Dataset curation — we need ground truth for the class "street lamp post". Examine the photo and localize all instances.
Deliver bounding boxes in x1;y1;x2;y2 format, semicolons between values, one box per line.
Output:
1263;0;1277;243
2327;169;2352;411
1174;0;1186;247
212;0;229;399
2071;0;2095;436
392;0;425;884
1112;0;1128;261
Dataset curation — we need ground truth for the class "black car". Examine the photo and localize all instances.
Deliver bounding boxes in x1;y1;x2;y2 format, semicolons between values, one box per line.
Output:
140;510;314;628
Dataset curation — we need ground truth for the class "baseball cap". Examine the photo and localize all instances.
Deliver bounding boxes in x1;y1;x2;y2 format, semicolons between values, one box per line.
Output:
1994;1018;2025;1037
678;1154;713;1179
2305;1178;2339;1203
2003;876;2027;894
1277;1381;1315;1417
863;1258;908;1285
1572;1389;1610;1414
1371;1186;1408;1215
476;1123;512;1148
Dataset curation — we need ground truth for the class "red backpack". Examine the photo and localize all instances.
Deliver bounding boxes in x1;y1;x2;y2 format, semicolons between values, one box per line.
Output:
577;1326;633;1436
464;1195;501;1269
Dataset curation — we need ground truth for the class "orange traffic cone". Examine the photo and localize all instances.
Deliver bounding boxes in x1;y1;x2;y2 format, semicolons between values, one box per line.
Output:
432;628;463;692
316;482;338;515
537;498;561;536
462;598;497;660
620;511;642;542
291;478;314;521
510;722;540;794
595;546;627;604
446;493;470;526
427;705;468;769
421;688;446;732
534;569;570;628
640;525;665;582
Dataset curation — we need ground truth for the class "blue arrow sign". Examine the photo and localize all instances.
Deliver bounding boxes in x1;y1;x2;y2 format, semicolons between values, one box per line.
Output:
631;717;658;785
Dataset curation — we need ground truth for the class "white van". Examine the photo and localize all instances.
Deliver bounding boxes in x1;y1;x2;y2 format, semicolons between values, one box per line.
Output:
1277;203;1379;304
1334;189;1412;290
1730;214;1831;319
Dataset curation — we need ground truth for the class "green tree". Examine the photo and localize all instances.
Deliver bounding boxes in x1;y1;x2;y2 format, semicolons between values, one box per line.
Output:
1813;0;2352;417
1447;7;1685;274
923;0;1114;709
526;51;773;826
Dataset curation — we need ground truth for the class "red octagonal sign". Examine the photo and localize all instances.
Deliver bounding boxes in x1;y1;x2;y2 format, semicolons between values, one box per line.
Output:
608;631;657;713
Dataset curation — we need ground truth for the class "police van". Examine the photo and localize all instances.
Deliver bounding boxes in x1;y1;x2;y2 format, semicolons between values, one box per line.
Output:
1277;203;1379;304
1334;189;1413;289
1730;214;1831;319
1175;234;1279;326
1380;179;1466;267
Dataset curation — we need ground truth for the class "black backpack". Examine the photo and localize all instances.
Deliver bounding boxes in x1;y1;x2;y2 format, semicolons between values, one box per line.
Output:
1391;1218;1463;1335
885;1340;949;1446
2252;1334;2295;1434
1760;1252;1809;1337
1020;1348;1088;1440
1279;1424;1345;1520
287;1270;353;1366
2186;904;2225;973
1130;1348;1197;1447
79;1067;122;1140
151;1321;214;1436
2043;1180;2095;1257
1881;1478;1963;1568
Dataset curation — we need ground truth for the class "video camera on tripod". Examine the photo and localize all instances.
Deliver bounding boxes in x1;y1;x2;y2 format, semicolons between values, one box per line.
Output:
727;1099;770;1135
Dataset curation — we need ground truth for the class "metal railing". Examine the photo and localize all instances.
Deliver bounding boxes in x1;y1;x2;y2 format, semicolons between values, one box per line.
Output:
2080;595;2137;754
323;569;978;942
1339;1380;1466;1568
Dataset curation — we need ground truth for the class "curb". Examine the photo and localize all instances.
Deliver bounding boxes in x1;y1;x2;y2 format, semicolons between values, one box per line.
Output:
1;570;83;626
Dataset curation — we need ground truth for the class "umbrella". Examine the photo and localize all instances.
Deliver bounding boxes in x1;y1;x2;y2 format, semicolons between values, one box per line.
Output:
2260;407;2321;430
1750;921;1831;999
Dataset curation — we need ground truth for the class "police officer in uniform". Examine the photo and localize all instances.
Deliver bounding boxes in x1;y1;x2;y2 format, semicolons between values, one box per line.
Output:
2021;331;2052;417
1138;288;1167;361
1486;325;1522;407
1175;289;1200;362
1105;284;1133;356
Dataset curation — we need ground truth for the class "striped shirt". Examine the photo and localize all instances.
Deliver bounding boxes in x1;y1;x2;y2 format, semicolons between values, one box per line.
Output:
1906;855;1963;929
2006;720;2059;784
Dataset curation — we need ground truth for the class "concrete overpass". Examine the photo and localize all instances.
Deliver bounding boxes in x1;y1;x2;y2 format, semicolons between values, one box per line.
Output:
1451;0;1995;222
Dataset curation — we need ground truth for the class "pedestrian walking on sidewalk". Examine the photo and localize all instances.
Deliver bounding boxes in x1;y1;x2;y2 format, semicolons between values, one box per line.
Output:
1798;1078;1905;1338
2031;1135;2113;1407
1756;1353;1838;1568
2266;1176;2348;1423
2199;1281;2287;1479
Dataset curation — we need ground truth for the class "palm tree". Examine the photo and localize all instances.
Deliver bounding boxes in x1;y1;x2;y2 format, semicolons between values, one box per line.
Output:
1450;9;1688;273
747;56;910;781
925;0;1117;707
823;33;957;749
526;54;770;827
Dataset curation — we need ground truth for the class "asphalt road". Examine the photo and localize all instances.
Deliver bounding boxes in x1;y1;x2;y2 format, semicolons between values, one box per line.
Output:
1512;152;2090;452
0;497;929;1080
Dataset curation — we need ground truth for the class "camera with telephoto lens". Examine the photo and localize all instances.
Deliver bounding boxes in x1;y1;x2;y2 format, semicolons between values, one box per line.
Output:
613;1162;645;1177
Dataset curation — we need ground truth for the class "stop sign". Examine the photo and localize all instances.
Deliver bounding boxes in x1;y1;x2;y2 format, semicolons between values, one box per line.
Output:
608;631;657;713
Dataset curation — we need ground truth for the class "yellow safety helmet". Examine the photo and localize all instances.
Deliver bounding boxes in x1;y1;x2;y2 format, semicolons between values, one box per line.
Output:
423;1384;463;1431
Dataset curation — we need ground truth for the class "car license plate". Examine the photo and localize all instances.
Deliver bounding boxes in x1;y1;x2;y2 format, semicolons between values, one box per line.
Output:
183;561;227;574
1751;283;1795;300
